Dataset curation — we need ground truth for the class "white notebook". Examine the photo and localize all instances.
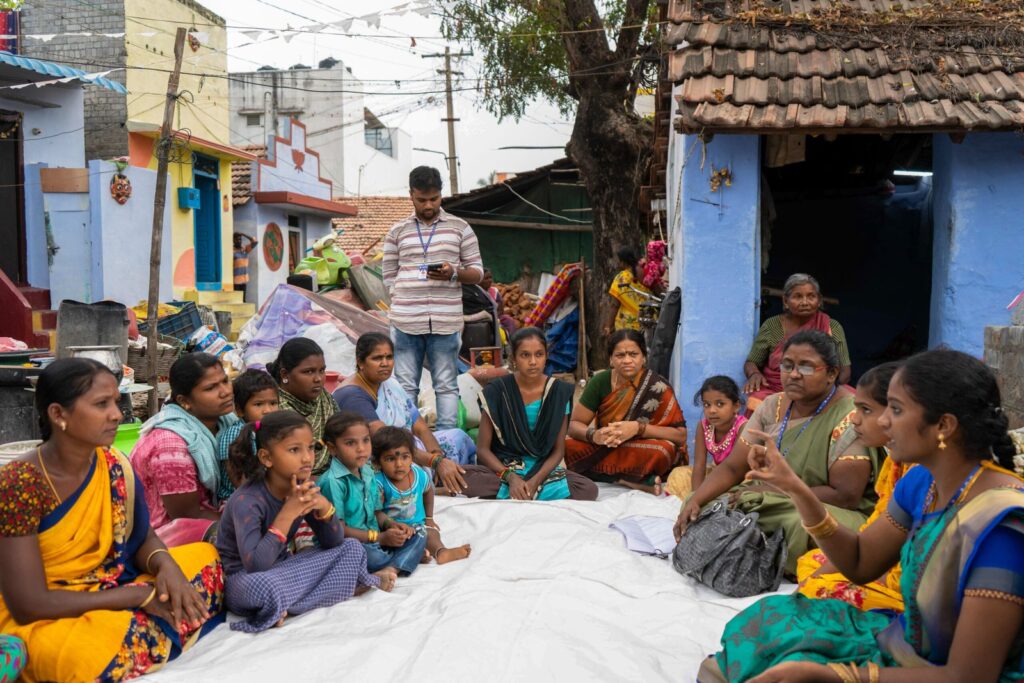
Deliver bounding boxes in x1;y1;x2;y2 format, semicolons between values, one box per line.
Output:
609;515;678;558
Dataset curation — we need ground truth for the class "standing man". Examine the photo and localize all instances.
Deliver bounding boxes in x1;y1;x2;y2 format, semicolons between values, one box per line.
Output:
232;232;258;301
383;166;483;431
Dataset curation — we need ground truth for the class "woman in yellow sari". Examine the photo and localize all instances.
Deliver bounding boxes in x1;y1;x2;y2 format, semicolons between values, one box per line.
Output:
795;361;912;611
605;246;653;332
0;359;224;682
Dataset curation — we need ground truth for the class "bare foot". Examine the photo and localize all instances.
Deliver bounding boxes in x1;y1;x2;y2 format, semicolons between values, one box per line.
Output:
373;568;397;592
420;548;432;564
275;611;288;628
435;544;472;564
617;477;663;495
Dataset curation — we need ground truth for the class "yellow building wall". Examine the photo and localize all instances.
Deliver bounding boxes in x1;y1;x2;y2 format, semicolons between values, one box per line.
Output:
124;0;230;144
125;0;237;296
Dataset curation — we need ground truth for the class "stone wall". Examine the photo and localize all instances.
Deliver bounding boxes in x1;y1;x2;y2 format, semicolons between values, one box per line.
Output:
19;0;128;160
984;325;1024;430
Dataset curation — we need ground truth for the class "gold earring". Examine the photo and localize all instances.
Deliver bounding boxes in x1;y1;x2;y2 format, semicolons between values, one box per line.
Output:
938;434;947;450
59;420;67;432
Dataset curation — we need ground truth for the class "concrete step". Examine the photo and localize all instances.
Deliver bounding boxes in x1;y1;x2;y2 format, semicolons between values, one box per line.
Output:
18;286;50;310
212;302;255;317
184;289;244;306
32;309;57;331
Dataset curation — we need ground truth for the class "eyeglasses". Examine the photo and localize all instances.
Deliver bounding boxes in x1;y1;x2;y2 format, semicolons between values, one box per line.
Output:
779;361;827;376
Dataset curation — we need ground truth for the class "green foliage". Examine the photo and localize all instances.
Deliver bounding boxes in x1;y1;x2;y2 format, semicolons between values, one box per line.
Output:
440;0;656;121
0;1;22;10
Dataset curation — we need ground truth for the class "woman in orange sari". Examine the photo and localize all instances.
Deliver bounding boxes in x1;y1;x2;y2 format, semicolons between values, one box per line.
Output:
565;330;687;493
0;359;223;682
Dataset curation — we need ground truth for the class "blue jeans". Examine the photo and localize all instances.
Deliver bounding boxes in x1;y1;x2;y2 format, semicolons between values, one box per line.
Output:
364;532;427;575
391;326;461;430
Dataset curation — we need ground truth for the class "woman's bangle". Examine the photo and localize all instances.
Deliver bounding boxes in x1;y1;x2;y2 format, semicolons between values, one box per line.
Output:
498;467;514;483
367;529;379;543
867;662;879;683
139;587;157;609
636;418;649;438
315;504;336;521
585;425;597;443
267;525;288;543
430;452;445;469
145;548;171;575
802;510;840;539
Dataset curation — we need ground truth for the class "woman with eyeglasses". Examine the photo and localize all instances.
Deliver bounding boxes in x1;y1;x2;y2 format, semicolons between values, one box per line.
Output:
674;330;881;576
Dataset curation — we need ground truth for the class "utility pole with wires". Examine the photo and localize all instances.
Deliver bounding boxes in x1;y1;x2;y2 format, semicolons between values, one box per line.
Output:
145;26;187;416
422;46;471;194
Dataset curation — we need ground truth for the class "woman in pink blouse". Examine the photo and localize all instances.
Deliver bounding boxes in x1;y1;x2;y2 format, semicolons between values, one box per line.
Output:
131;353;240;546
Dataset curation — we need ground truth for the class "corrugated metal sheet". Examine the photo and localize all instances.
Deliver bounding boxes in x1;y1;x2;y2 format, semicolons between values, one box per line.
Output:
0;51;127;93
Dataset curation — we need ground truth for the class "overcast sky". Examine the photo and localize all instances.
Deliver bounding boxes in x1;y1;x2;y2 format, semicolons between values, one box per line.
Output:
197;0;573;196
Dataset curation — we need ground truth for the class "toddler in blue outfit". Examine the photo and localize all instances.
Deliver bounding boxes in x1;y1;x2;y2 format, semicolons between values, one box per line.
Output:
372;426;471;564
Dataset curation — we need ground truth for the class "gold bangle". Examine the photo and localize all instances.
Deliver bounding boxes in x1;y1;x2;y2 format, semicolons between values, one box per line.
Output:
139;587;157;609
316;504;336;521
826;663;858;683
367;529;379;543
802;510;840;539
867;662;879;683
145;548;171;574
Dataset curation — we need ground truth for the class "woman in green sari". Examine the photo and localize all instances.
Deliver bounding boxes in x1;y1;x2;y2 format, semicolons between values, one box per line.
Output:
268;338;339;477
698;349;1024;683
674;330;880;575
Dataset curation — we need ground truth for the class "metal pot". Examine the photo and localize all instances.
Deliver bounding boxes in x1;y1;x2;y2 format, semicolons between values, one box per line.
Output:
66;345;124;383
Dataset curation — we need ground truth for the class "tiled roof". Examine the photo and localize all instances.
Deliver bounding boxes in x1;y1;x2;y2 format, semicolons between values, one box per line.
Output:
331;196;412;255
231;145;266;206
668;0;1024;133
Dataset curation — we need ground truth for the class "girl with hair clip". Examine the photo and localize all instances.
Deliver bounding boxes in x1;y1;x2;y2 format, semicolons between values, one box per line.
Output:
216;410;394;633
698;350;1024;683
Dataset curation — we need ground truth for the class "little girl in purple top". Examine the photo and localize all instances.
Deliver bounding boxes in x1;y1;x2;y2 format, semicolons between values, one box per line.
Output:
216;410;395;632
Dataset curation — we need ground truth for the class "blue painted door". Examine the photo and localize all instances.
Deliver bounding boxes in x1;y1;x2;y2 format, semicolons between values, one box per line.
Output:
193;166;221;290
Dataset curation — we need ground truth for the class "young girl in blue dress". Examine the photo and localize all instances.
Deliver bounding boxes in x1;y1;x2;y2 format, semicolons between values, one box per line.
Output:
372;426;471;565
217;410;395;632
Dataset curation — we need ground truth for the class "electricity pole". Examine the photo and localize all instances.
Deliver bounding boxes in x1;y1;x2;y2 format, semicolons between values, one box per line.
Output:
145;26;187;415
422;47;471;194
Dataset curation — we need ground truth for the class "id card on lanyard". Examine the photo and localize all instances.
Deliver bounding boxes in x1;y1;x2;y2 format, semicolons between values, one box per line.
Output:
416;218;438;281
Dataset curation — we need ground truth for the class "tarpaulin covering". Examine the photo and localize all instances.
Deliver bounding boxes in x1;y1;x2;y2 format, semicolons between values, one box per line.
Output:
147;487;794;682
239;285;387;377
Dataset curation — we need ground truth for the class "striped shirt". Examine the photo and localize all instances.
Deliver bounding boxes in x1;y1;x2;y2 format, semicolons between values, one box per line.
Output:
382;209;483;335
233;246;252;285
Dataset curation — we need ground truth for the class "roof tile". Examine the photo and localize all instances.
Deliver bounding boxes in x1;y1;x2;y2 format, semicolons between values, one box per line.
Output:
331;196;412;255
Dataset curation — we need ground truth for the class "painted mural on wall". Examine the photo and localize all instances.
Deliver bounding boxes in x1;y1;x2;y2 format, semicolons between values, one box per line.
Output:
263;222;283;271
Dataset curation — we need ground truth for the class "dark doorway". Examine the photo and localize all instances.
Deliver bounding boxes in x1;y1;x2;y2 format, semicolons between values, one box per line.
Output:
0;111;25;283
761;134;933;380
193;154;221;290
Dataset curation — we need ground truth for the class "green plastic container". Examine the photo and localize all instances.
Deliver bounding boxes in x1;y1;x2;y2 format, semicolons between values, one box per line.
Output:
320;242;351;284
113;421;142;455
295;257;331;286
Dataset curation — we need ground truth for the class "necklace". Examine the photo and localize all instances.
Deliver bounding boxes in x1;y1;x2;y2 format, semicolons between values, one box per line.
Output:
703;416;744;458
36;447;63;504
775;384;837;457
354;372;379;400
922;464;984;518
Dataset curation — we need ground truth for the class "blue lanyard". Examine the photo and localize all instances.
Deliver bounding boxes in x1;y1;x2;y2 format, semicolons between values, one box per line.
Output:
775;384;837;457
415;218;438;261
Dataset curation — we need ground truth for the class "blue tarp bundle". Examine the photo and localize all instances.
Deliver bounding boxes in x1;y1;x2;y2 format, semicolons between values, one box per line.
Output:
544;307;578;374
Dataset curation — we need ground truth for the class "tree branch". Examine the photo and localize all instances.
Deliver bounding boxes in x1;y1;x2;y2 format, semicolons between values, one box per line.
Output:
615;0;652;63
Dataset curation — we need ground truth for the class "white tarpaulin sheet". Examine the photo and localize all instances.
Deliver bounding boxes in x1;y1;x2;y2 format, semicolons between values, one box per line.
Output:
149;487;792;682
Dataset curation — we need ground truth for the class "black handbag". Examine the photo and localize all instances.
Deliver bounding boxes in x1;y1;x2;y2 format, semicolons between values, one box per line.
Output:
672;497;788;598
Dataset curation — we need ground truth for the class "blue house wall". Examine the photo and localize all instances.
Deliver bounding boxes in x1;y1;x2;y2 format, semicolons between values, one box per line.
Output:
929;133;1024;356
668;133;761;443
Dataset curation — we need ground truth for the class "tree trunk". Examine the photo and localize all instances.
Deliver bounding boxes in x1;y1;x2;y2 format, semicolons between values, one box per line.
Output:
566;91;652;370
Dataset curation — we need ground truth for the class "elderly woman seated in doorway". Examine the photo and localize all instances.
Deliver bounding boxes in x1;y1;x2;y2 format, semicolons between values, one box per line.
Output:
268;337;339;477
744;273;851;413
334;332;476;494
462;327;598;500
564;329;687;494
0;358;223;682
131;352;240;546
697;350;1024;683
674;330;880;576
